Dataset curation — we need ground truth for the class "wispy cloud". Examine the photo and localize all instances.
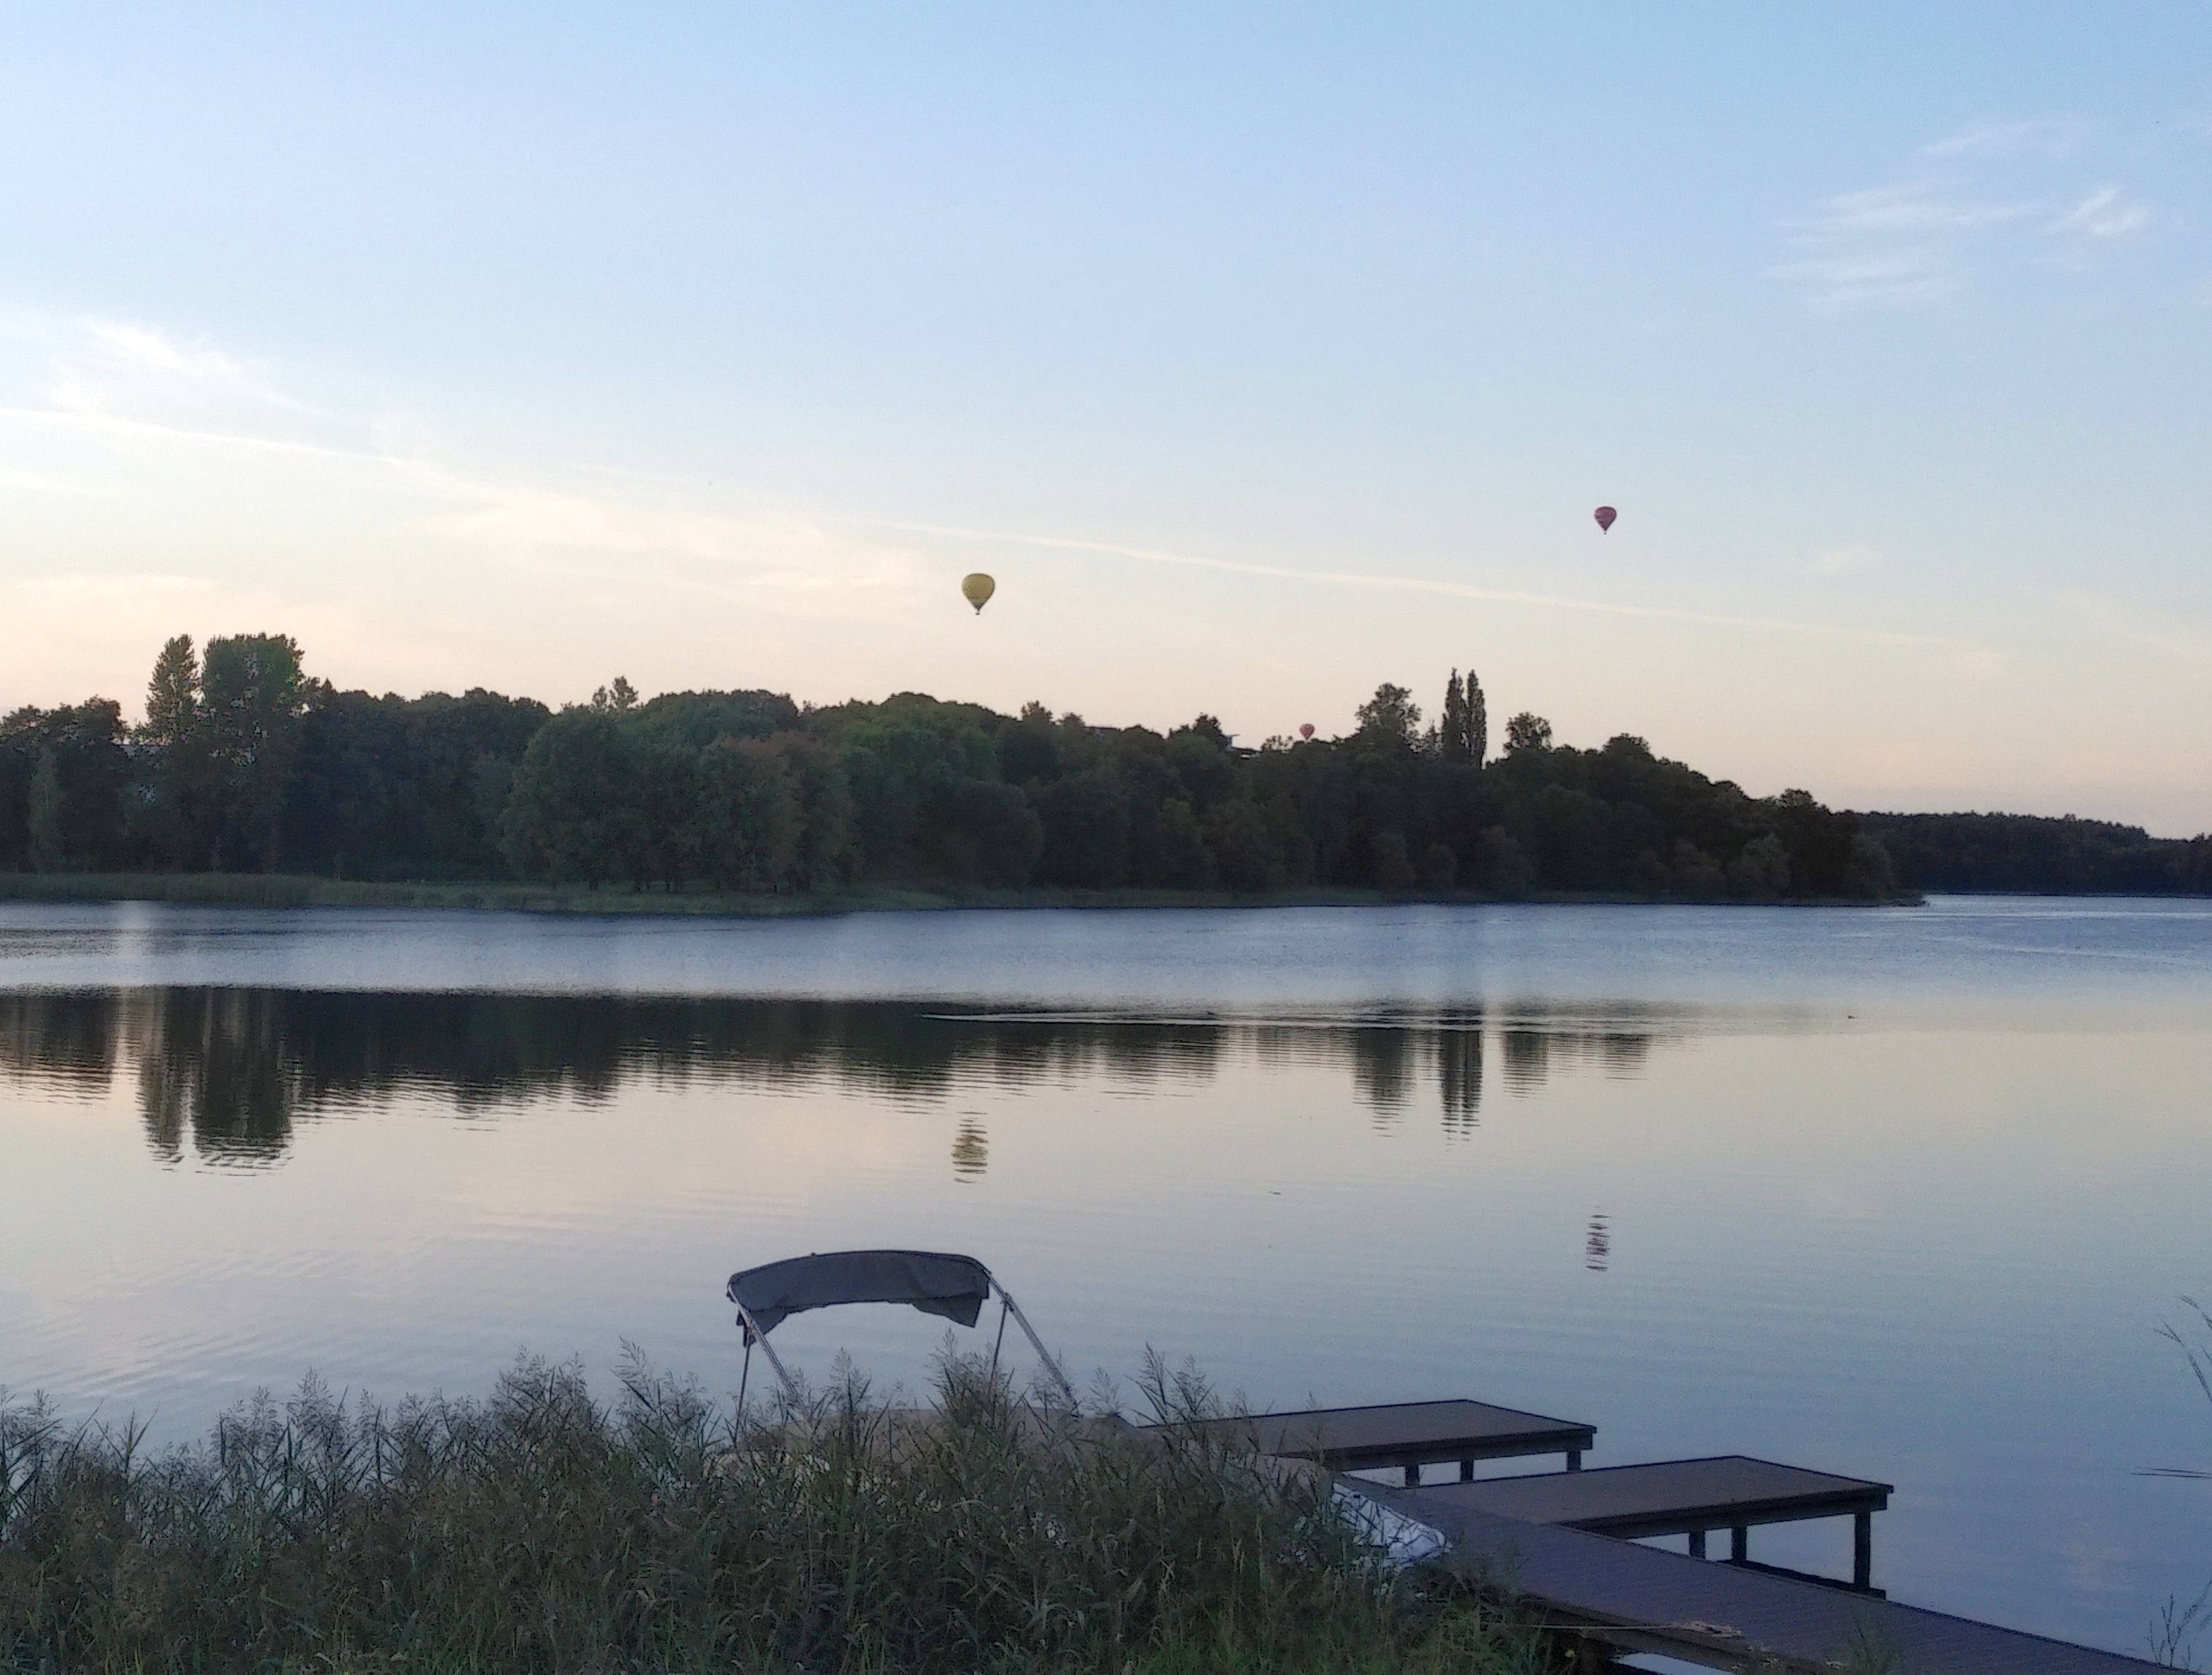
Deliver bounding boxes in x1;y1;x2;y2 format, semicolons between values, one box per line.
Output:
18;571;216;598
1772;181;2031;310
1924;116;2086;160
2046;186;2151;240
2;310;2007;690
0;313;935;625
1776;113;2159;312
868;519;1993;665
2042;588;2212;668
43;316;311;423
1810;544;1883;577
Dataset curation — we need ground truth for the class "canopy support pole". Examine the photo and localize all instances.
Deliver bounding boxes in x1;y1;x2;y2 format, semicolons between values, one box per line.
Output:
733;1300;801;1401
992;1281;1078;1407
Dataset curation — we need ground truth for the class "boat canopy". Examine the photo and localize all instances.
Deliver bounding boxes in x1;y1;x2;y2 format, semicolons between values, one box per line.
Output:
727;1249;995;1341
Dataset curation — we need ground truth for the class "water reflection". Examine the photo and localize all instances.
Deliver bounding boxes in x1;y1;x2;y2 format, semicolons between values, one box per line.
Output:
1435;1028;1482;1134
951;1117;989;1181
1585;1211;1612;1272
0;991;1666;1170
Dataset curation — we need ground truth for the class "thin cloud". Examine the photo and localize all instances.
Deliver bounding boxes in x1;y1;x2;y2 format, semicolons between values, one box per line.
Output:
868;518;1993;663
1772;181;2031;311
19;571;216;598
49;317;308;420
1924;116;2087;160
2046;187;2151;240
0;323;926;620
1780;115;2158;310
84;321;246;382
1810;545;1883;577
1803;181;2033;236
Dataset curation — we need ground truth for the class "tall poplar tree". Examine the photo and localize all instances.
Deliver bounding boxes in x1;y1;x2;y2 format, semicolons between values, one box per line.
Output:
140;635;216;868
1465;667;1488;767
143;636;200;749
1439;671;1471;763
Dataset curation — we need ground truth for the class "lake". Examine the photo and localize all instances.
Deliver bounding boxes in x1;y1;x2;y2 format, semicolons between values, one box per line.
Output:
1;895;2207;1657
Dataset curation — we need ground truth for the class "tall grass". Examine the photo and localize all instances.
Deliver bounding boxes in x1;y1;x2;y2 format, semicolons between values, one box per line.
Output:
0;1354;1559;1674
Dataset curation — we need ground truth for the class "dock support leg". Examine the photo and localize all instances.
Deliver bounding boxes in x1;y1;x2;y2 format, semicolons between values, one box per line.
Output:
1688;1529;1706;1560
1460;1458;1474;1483
1403;1464;1420;1488
1730;1525;1748;1563
1565;1449;1583;1472
1854;1511;1872;1590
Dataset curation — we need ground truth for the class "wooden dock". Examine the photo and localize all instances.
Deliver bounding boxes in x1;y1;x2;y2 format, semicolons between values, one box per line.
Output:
1348;1478;2163;1674
1156;1396;1594;1482
1162;1394;2157;1672
1422;1454;1890;1590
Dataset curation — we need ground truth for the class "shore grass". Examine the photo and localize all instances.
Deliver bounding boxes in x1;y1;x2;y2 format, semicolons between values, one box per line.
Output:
0;1354;1565;1675
0;870;1915;917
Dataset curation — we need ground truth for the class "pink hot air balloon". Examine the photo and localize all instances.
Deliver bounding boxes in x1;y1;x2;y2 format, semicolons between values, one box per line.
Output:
1298;722;1316;741
1593;504;1617;534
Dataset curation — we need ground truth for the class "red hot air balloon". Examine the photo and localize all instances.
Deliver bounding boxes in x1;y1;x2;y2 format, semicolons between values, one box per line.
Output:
1593;505;1617;534
1298;722;1315;741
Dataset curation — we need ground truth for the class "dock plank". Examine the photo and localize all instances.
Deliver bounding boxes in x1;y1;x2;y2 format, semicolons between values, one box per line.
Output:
1352;1480;2160;1674
1154;1398;1594;1473
1433;1454;1888;1539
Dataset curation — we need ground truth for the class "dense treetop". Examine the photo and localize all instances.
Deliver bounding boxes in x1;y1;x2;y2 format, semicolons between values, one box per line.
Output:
6;633;2189;899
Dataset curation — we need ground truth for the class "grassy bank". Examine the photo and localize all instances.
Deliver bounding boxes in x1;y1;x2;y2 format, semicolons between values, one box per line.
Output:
0;870;1917;917
0;1355;1563;1675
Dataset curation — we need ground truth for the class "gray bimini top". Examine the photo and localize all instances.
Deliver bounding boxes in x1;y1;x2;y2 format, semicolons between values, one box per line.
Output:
726;1249;995;1342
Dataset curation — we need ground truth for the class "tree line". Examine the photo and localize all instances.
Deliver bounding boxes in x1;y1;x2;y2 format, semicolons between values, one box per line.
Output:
1858;811;2212;896
0;630;2017;901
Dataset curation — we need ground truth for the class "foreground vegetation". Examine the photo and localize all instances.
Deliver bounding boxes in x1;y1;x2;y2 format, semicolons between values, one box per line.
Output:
2;631;1905;903
0;1356;1562;1675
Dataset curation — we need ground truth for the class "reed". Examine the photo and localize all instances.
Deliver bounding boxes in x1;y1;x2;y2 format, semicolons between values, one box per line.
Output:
0;1353;1559;1674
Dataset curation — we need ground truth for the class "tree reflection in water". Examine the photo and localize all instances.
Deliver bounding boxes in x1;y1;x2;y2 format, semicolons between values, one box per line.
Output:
0;991;1664;1174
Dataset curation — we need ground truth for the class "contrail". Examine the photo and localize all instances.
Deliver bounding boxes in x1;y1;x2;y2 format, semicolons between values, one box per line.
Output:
866;518;1983;657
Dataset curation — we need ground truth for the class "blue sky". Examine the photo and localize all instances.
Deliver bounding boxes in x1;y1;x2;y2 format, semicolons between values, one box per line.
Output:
4;4;2208;829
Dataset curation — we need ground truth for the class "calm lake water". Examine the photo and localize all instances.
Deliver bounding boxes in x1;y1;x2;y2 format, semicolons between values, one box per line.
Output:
2;896;2208;1655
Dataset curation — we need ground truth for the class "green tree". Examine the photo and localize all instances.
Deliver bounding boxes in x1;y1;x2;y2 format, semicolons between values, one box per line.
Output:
1474;826;1535;895
1419;841;1457;890
27;747;64;872
1727;833;1791;899
1204;798;1279;891
1842;832;1896;899
1670;839;1726;897
201;633;307;870
143;635;200;749
1466;668;1487;767
1369;829;1417;889
502;709;643;886
1438;673;1472;764
593;675;639;714
1148;797;1216;889
138;635;216;868
1503;711;1552;754
692;738;800;891
636;741;701;889
768;733;856;889
1354;684;1422;750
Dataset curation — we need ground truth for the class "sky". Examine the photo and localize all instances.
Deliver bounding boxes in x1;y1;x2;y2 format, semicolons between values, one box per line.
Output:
2;4;2208;832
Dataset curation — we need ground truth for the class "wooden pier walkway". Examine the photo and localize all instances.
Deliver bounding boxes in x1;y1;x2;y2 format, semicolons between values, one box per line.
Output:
1157;1396;1593;1480
1350;1478;2163;1674
1424;1455;1890;1590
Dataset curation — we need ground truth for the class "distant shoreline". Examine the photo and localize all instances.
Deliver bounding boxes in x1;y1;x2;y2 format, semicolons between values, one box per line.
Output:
0;871;1923;916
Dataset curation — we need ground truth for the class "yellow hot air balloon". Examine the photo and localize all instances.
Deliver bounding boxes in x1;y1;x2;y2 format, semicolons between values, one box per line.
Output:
961;572;996;614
